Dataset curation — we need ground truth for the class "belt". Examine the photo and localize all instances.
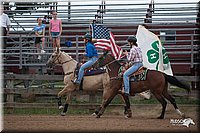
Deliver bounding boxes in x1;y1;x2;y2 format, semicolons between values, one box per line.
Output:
131;61;142;63
89;56;98;59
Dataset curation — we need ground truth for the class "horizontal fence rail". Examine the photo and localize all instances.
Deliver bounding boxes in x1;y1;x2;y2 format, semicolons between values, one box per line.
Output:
2;1;199;31
3;73;199;113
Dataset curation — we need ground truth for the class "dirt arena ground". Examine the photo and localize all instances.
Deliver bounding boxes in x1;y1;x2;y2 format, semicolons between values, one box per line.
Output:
3;105;199;132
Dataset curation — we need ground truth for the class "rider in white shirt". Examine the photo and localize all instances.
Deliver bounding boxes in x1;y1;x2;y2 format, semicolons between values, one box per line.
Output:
0;5;11;48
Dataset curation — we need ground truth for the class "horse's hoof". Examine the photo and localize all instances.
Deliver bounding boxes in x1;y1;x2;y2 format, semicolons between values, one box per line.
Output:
58;106;64;110
96;115;101;118
91;113;97;117
157;116;164;119
61;112;66;116
124;115;132;118
124;115;129;119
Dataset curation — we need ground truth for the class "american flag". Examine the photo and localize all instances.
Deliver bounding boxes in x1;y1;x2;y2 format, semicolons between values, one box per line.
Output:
90;24;122;60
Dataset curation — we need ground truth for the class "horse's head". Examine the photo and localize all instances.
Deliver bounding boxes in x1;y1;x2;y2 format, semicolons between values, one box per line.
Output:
46;51;62;68
93;51;114;69
93;52;123;78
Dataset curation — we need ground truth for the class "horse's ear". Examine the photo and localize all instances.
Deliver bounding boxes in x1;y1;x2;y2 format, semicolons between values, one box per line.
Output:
57;49;61;53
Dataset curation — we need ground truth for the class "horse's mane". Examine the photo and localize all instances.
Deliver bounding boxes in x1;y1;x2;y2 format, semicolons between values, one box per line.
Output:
62;51;77;63
97;52;121;68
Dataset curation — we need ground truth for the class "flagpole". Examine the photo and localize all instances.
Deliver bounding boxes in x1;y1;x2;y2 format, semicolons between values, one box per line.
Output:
89;22;91;34
158;40;164;72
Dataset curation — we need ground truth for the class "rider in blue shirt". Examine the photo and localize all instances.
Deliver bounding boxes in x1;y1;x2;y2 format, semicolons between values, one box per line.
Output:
73;33;98;84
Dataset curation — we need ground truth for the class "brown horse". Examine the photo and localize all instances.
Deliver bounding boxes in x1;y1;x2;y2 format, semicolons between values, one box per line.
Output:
93;53;191;119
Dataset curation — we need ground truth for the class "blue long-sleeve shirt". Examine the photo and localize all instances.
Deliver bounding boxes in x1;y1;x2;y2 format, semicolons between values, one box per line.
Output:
84;42;98;58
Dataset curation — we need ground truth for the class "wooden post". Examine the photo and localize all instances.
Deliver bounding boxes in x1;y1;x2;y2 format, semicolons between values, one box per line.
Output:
6;73;14;114
19;34;22;69
89;92;96;113
76;35;79;62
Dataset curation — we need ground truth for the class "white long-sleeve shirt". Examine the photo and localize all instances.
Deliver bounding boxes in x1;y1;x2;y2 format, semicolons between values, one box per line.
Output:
0;13;11;28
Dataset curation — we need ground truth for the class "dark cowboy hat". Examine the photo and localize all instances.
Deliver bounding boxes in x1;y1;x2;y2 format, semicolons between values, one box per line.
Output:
127;35;137;42
83;33;92;40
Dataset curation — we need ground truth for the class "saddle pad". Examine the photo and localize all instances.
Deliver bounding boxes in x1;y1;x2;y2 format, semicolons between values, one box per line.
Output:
131;66;147;76
84;68;106;76
130;69;148;82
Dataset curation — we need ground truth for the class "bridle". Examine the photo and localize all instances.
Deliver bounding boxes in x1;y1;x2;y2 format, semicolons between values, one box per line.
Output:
104;59;118;71
103;55;125;71
49;52;74;76
96;54;125;80
51;52;73;65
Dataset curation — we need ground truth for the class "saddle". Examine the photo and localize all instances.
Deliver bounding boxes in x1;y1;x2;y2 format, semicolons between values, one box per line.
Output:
129;66;148;82
74;62;106;77
120;66;148;95
74;62;106;90
118;64;148;82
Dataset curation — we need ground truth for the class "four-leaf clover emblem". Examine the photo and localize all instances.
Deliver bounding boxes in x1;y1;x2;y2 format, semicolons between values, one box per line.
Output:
147;41;169;70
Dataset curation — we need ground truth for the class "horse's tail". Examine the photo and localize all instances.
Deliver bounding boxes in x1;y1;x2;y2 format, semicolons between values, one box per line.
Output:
163;73;191;94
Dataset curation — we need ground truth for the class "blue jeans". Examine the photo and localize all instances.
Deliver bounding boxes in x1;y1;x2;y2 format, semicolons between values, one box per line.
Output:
123;62;143;94
77;57;98;83
51;32;60;38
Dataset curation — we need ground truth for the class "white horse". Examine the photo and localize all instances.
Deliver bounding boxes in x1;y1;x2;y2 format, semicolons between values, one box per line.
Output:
46;51;112;116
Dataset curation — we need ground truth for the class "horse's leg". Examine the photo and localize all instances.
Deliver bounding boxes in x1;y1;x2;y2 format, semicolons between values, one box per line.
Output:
118;93;132;118
153;92;167;119
57;96;63;110
96;96;115;118
92;75;109;117
57;88;67;110
118;93;128;114
92;106;102;116
162;84;185;118
60;92;72;116
57;84;75;116
96;89;118;118
94;74;116;118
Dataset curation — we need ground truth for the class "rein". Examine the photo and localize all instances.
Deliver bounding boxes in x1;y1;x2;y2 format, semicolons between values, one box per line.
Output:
61;58;73;64
99;56;124;80
52;52;75;76
64;71;73;75
103;55;126;68
52;52;74;65
110;76;122;80
104;59;118;70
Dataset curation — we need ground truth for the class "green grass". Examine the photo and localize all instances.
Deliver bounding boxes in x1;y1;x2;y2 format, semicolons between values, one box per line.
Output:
4;96;199;115
4;108;91;115
131;97;199;104
107;95;200;105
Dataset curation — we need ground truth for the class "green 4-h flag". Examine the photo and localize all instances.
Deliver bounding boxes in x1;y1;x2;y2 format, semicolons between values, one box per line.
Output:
136;25;173;76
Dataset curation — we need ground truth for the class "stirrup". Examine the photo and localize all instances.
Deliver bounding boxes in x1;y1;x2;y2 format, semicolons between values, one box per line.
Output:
72;78;80;85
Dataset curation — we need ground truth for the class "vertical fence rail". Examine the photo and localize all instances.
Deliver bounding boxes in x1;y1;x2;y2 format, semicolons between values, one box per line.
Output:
19;34;22;69
190;34;194;69
76;35;79;61
6;73;14;113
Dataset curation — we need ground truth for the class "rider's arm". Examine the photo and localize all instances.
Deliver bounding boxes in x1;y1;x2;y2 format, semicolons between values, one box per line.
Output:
84;44;95;58
127;48;135;61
